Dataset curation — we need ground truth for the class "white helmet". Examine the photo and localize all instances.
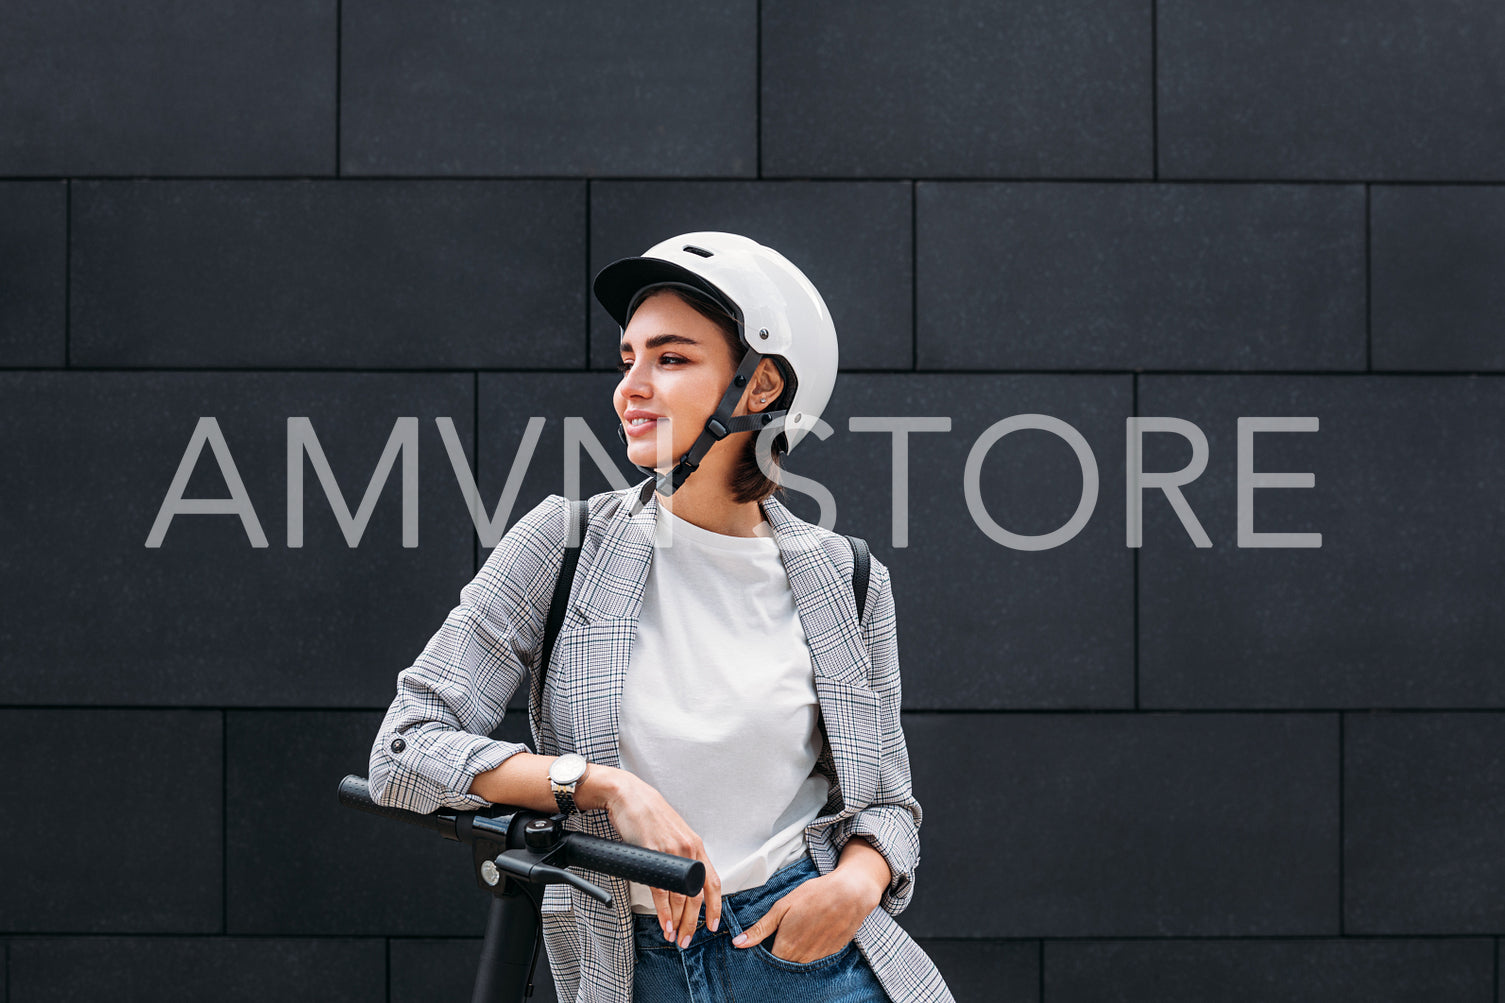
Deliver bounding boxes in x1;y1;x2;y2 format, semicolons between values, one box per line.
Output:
593;232;839;493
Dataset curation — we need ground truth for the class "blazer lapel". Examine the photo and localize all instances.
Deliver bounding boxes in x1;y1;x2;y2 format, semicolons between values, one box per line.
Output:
558;487;657;768
762;496;882;809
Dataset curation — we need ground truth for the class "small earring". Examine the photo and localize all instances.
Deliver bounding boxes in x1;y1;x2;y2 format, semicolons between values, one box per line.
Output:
759;397;767;403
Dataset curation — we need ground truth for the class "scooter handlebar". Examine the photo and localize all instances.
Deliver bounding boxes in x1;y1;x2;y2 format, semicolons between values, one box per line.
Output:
338;775;703;897
561;831;704;898
338;774;457;837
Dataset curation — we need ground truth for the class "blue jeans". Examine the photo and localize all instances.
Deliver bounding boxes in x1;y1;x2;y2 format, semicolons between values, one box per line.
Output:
631;853;890;1002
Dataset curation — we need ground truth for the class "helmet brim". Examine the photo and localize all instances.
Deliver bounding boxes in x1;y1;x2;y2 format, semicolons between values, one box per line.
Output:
592;256;741;330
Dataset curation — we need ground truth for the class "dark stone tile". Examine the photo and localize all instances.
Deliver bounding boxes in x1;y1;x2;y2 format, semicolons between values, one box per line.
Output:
391;938;558;1003
0;710;221;933
8;937;383;1003
589;182;913;371
0;1;333;176
71;181;583;369
342;1;756;176
0;182;65;366
779;374;1135;708
1346;713;1505;934
762;0;1151;178
226;710;535;935
1372;186;1505;371
918;183;1366;370
901;713;1338;937
1159;0;1505;180
0;372;475;707
914;940;1038;1003
1138;376;1505;708
1045;938;1494;1003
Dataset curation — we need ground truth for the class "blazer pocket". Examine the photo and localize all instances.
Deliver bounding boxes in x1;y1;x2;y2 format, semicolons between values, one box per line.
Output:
813;675;883;811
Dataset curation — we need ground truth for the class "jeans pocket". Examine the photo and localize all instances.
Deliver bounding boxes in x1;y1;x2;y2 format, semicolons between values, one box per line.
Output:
754;934;855;972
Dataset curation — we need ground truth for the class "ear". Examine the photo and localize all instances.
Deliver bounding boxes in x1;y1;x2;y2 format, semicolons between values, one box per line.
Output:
747;357;786;411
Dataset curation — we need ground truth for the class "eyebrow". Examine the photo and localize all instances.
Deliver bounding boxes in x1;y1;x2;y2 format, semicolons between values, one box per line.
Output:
619;333;701;353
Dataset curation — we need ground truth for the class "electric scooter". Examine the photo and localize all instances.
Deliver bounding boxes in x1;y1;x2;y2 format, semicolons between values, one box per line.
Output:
337;775;704;1003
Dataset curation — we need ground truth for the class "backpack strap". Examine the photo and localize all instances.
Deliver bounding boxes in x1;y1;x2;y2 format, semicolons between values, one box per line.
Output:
844;534;871;623
538;498;588;693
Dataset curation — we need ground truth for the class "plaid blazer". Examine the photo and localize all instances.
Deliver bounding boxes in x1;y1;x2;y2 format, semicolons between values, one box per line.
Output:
369;482;953;1003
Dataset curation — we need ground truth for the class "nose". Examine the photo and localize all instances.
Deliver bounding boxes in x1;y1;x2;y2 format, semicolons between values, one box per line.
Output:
618;359;652;400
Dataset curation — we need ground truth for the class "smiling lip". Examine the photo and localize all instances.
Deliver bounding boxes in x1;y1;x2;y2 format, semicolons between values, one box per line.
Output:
622;413;667;439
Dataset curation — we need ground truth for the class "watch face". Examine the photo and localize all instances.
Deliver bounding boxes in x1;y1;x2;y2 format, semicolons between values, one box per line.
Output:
551;753;586;785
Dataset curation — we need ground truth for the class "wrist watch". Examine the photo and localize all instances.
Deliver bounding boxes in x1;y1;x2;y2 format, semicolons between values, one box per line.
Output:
548;753;591;816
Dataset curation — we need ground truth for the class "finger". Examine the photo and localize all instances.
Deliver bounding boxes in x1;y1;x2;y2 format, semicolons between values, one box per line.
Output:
732;896;787;948
674;891;703;949
665;891;687;941
651;886;675;942
702;861;724;933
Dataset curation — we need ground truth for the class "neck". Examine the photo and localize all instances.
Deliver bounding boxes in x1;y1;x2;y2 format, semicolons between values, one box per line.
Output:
655;474;765;537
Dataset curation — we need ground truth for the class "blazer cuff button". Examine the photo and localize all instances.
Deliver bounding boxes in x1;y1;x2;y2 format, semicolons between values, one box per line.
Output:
390;738;406;754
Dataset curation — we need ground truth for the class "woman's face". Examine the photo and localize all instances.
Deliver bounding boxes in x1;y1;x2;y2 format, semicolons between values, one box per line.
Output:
614;289;741;471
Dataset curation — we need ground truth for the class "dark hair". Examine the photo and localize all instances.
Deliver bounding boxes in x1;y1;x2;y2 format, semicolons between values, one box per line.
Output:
629;285;794;503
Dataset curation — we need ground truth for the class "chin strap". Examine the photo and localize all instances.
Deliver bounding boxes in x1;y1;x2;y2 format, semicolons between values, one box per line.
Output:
624;348;787;507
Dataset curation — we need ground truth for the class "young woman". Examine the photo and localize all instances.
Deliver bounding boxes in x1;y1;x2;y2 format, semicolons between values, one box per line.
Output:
369;233;953;1003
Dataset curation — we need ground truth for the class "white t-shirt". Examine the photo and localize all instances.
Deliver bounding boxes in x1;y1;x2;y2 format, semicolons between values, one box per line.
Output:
617;503;831;914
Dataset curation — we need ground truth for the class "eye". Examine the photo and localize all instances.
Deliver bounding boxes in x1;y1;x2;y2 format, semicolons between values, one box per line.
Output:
659;354;687;365
615;359;633;373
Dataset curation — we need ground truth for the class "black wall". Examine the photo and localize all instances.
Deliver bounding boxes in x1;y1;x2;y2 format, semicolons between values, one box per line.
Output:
3;2;1504;1001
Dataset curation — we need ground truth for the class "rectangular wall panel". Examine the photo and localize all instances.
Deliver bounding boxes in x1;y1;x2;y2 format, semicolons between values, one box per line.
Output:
71;181;584;369
918;182;1365;370
901;712;1338;937
342;1;756;176
762;0;1152;178
1139;375;1505;708
1345;713;1505;934
0;1;334;176
1372;186;1505;371
0;182;66;366
1159;0;1505;180
0;710;221;933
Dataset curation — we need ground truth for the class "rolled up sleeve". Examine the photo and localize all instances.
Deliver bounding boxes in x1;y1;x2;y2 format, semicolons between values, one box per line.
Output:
368;494;569;814
829;558;924;916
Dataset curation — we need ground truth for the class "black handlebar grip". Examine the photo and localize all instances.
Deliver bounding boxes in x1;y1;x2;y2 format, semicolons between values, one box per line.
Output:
562;832;705;897
338;775;455;837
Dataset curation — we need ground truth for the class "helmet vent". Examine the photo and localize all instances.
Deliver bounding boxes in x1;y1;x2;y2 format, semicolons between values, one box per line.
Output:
682;245;714;258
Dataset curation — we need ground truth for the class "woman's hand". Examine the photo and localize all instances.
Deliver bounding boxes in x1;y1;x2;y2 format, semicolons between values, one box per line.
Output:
731;866;882;963
585;765;722;947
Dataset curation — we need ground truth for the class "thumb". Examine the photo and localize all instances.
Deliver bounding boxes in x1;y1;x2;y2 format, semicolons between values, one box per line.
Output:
732;898;788;948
